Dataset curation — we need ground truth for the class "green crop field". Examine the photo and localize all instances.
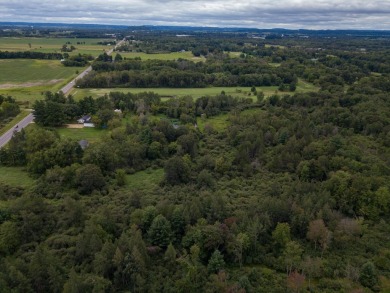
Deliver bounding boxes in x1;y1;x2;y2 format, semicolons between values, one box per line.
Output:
0;59;79;101
0;59;77;83
116;51;205;62
0;37;115;57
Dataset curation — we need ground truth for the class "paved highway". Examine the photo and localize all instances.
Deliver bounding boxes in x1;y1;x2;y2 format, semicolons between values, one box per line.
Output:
0;38;126;148
60;38;126;95
0;113;34;148
60;65;93;95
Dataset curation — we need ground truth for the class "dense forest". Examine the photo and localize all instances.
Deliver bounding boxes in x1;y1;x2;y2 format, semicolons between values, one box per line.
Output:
0;28;390;292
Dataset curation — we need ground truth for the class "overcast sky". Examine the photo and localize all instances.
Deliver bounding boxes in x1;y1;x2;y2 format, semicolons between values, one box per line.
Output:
1;0;389;30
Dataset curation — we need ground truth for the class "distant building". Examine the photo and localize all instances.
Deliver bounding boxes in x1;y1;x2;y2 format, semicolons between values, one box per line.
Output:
77;115;91;124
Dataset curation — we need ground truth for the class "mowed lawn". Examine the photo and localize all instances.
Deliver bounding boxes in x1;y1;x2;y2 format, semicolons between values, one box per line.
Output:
116;51;205;62
0;37;115;57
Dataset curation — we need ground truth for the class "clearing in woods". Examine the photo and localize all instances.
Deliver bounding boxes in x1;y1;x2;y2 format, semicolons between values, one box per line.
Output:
71;79;318;100
114;51;205;62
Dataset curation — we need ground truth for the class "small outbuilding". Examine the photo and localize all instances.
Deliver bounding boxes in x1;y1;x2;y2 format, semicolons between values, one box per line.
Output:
77;115;92;124
83;123;95;128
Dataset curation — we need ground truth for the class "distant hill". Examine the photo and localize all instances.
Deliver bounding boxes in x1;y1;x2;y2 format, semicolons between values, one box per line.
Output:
1;21;390;37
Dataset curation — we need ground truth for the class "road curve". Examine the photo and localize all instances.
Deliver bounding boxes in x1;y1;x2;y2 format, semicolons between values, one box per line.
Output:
0;113;34;149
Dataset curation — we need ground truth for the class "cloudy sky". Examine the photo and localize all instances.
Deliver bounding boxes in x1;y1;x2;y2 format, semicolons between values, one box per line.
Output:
1;0;389;29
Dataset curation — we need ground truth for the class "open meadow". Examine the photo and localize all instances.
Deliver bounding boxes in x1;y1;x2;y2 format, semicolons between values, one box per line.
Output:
116;51;205;62
0;37;111;101
0;59;79;102
0;59;77;84
0;166;34;188
71;79;318;100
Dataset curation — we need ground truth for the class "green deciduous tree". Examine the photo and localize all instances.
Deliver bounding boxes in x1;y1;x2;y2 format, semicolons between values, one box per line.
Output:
164;156;191;185
148;215;172;248
272;222;291;251
75;164;106;194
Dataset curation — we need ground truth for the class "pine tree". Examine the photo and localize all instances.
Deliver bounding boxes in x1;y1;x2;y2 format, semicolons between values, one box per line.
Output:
207;250;225;273
148;215;172;248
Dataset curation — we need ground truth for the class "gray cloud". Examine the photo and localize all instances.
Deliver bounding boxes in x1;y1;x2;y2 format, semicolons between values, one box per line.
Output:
0;0;389;29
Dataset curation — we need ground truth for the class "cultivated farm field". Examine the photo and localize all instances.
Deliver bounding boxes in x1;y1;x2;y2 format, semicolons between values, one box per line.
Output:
0;59;76;84
0;59;79;102
0;37;115;57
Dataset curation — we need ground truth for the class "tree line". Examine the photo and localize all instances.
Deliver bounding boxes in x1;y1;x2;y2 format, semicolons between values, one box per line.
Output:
0;51;63;60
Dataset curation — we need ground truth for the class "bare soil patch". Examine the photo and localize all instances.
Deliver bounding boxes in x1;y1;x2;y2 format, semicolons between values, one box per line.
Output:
65;124;84;129
0;79;64;89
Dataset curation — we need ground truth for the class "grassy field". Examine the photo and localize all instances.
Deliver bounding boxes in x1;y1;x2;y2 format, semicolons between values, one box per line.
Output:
124;168;164;191
0;167;34;188
0;86;63;104
56;127;108;143
0;59;80;102
71;79;318;100
72;87;254;99
0;59;78;84
116;51;205;62
264;44;287;49
297;78;319;92
197;113;230;132
71;87;268;100
228;52;242;58
0;37;115;57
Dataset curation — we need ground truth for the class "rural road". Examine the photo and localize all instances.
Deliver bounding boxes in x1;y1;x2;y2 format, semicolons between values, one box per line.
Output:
0;38;126;148
60;65;93;95
0;113;34;148
60;38;126;95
